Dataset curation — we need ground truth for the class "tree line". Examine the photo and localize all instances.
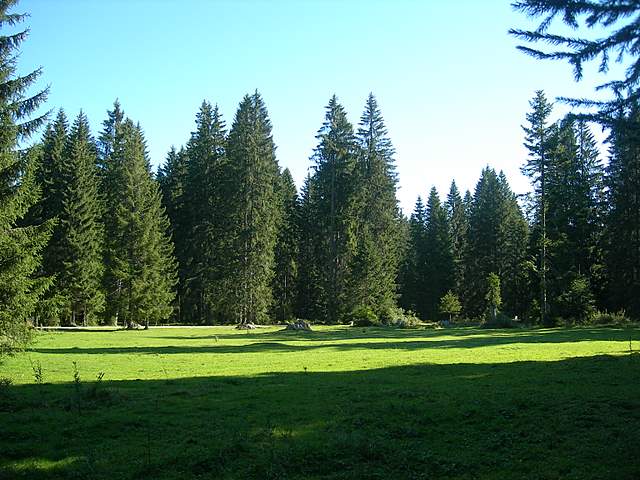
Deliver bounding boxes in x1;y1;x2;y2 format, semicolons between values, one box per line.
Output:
2;0;640;353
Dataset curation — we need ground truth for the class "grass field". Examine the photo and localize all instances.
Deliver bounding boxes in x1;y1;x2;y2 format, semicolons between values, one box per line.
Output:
1;325;639;479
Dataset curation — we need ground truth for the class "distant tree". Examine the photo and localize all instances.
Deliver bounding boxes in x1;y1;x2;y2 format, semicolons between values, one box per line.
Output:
556;274;596;323
423;187;454;320
445;180;468;299
510;0;640;119
108;120;177;327
308;95;358;322
272;168;300;321
400;196;427;316
439;290;462;322
221;92;281;324
349;94;402;318
58;112;105;325
522;90;555;325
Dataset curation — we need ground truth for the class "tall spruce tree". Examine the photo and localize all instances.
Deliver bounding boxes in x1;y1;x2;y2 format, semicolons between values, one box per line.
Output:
109;120;177;327
221;92;280;324
272;168;300;321
308;95;358;322
466;168;529;319
0;0;52;352
445;180;468;300
522;90;554;324
400;196;427;316
157;145;188;322
58;112;104;325
349;94;402;317
604;106;640;317
423;187;454;320
182;101;227;323
32;110;69;324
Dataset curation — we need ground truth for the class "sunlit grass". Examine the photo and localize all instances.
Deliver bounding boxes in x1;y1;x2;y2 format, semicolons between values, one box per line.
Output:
1;325;639;479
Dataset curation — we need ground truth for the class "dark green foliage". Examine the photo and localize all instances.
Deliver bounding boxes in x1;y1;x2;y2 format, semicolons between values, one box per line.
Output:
399;196;427;316
307;96;358;323
108;120;177;327
556;274;596;323
522;90;554;324
221;92;281;324
604;107;640;317
445;181;468;299
485;272;501;322
465;168;529;320
272;168;300;321
349;94;403;318
57;112;105;325
182;102;227;324
0;0;51;352
510;0;640;118
423;187;454;320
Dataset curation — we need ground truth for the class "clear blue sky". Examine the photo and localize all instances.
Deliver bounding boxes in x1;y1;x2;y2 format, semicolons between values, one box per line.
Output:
20;0;609;213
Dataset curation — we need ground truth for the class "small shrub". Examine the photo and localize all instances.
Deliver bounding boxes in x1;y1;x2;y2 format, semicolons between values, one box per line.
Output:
348;306;380;327
30;358;44;385
482;312;517;329
590;310;631;326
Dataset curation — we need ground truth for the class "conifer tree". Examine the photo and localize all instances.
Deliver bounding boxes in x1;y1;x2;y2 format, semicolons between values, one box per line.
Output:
272;168;300;321
445;180;468;299
109;120;177;327
349;94;402;317
32;110;69;323
522;90;555;324
157;146;188;321
221;92;280;324
604;106;640;317
400;196;427;316
0;0;52;351
182;101;227;323
58;112;104;325
423;187;454;320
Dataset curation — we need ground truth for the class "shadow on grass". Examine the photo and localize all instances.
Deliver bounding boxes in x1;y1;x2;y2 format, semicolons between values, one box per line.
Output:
1;354;639;479
30;327;638;356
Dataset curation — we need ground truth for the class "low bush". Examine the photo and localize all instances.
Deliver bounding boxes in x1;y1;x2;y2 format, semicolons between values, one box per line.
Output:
348;306;380;327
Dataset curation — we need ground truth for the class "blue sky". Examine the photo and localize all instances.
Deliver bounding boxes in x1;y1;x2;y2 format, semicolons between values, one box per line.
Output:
20;0;611;213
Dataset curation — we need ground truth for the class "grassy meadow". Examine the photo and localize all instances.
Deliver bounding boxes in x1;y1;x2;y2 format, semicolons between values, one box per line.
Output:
1;325;639;479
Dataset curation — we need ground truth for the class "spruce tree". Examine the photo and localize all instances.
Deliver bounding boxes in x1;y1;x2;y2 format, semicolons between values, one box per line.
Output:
400;196;427;317
445;180;468;300
522;90;554;324
272;168;300;321
58;112;104;325
423;187;454;320
157;145;188;321
349;94;402;318
109;120;177;327
308;95;358;322
221;92;280;324
0;0;52;352
604;106;640;318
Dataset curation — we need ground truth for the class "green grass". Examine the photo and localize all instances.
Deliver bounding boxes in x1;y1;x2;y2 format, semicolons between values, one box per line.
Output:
1;325;639;479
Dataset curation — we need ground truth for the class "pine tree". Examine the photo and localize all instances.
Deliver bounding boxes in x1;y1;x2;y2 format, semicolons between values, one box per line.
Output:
400;196;427;316
109;120;177;327
181;101;227;323
221;92;280;324
522;90;554;325
604;106;640;317
272;168;300;321
157;145;188;321
423;187;454;320
445;180;468;299
31;110;69;324
308;95;358;322
0;0;52;352
349;94;402;317
466;168;529;319
58;112;104;325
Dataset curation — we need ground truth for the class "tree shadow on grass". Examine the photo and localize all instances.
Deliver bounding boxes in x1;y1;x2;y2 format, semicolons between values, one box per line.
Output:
30;327;639;356
1;354;639;479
